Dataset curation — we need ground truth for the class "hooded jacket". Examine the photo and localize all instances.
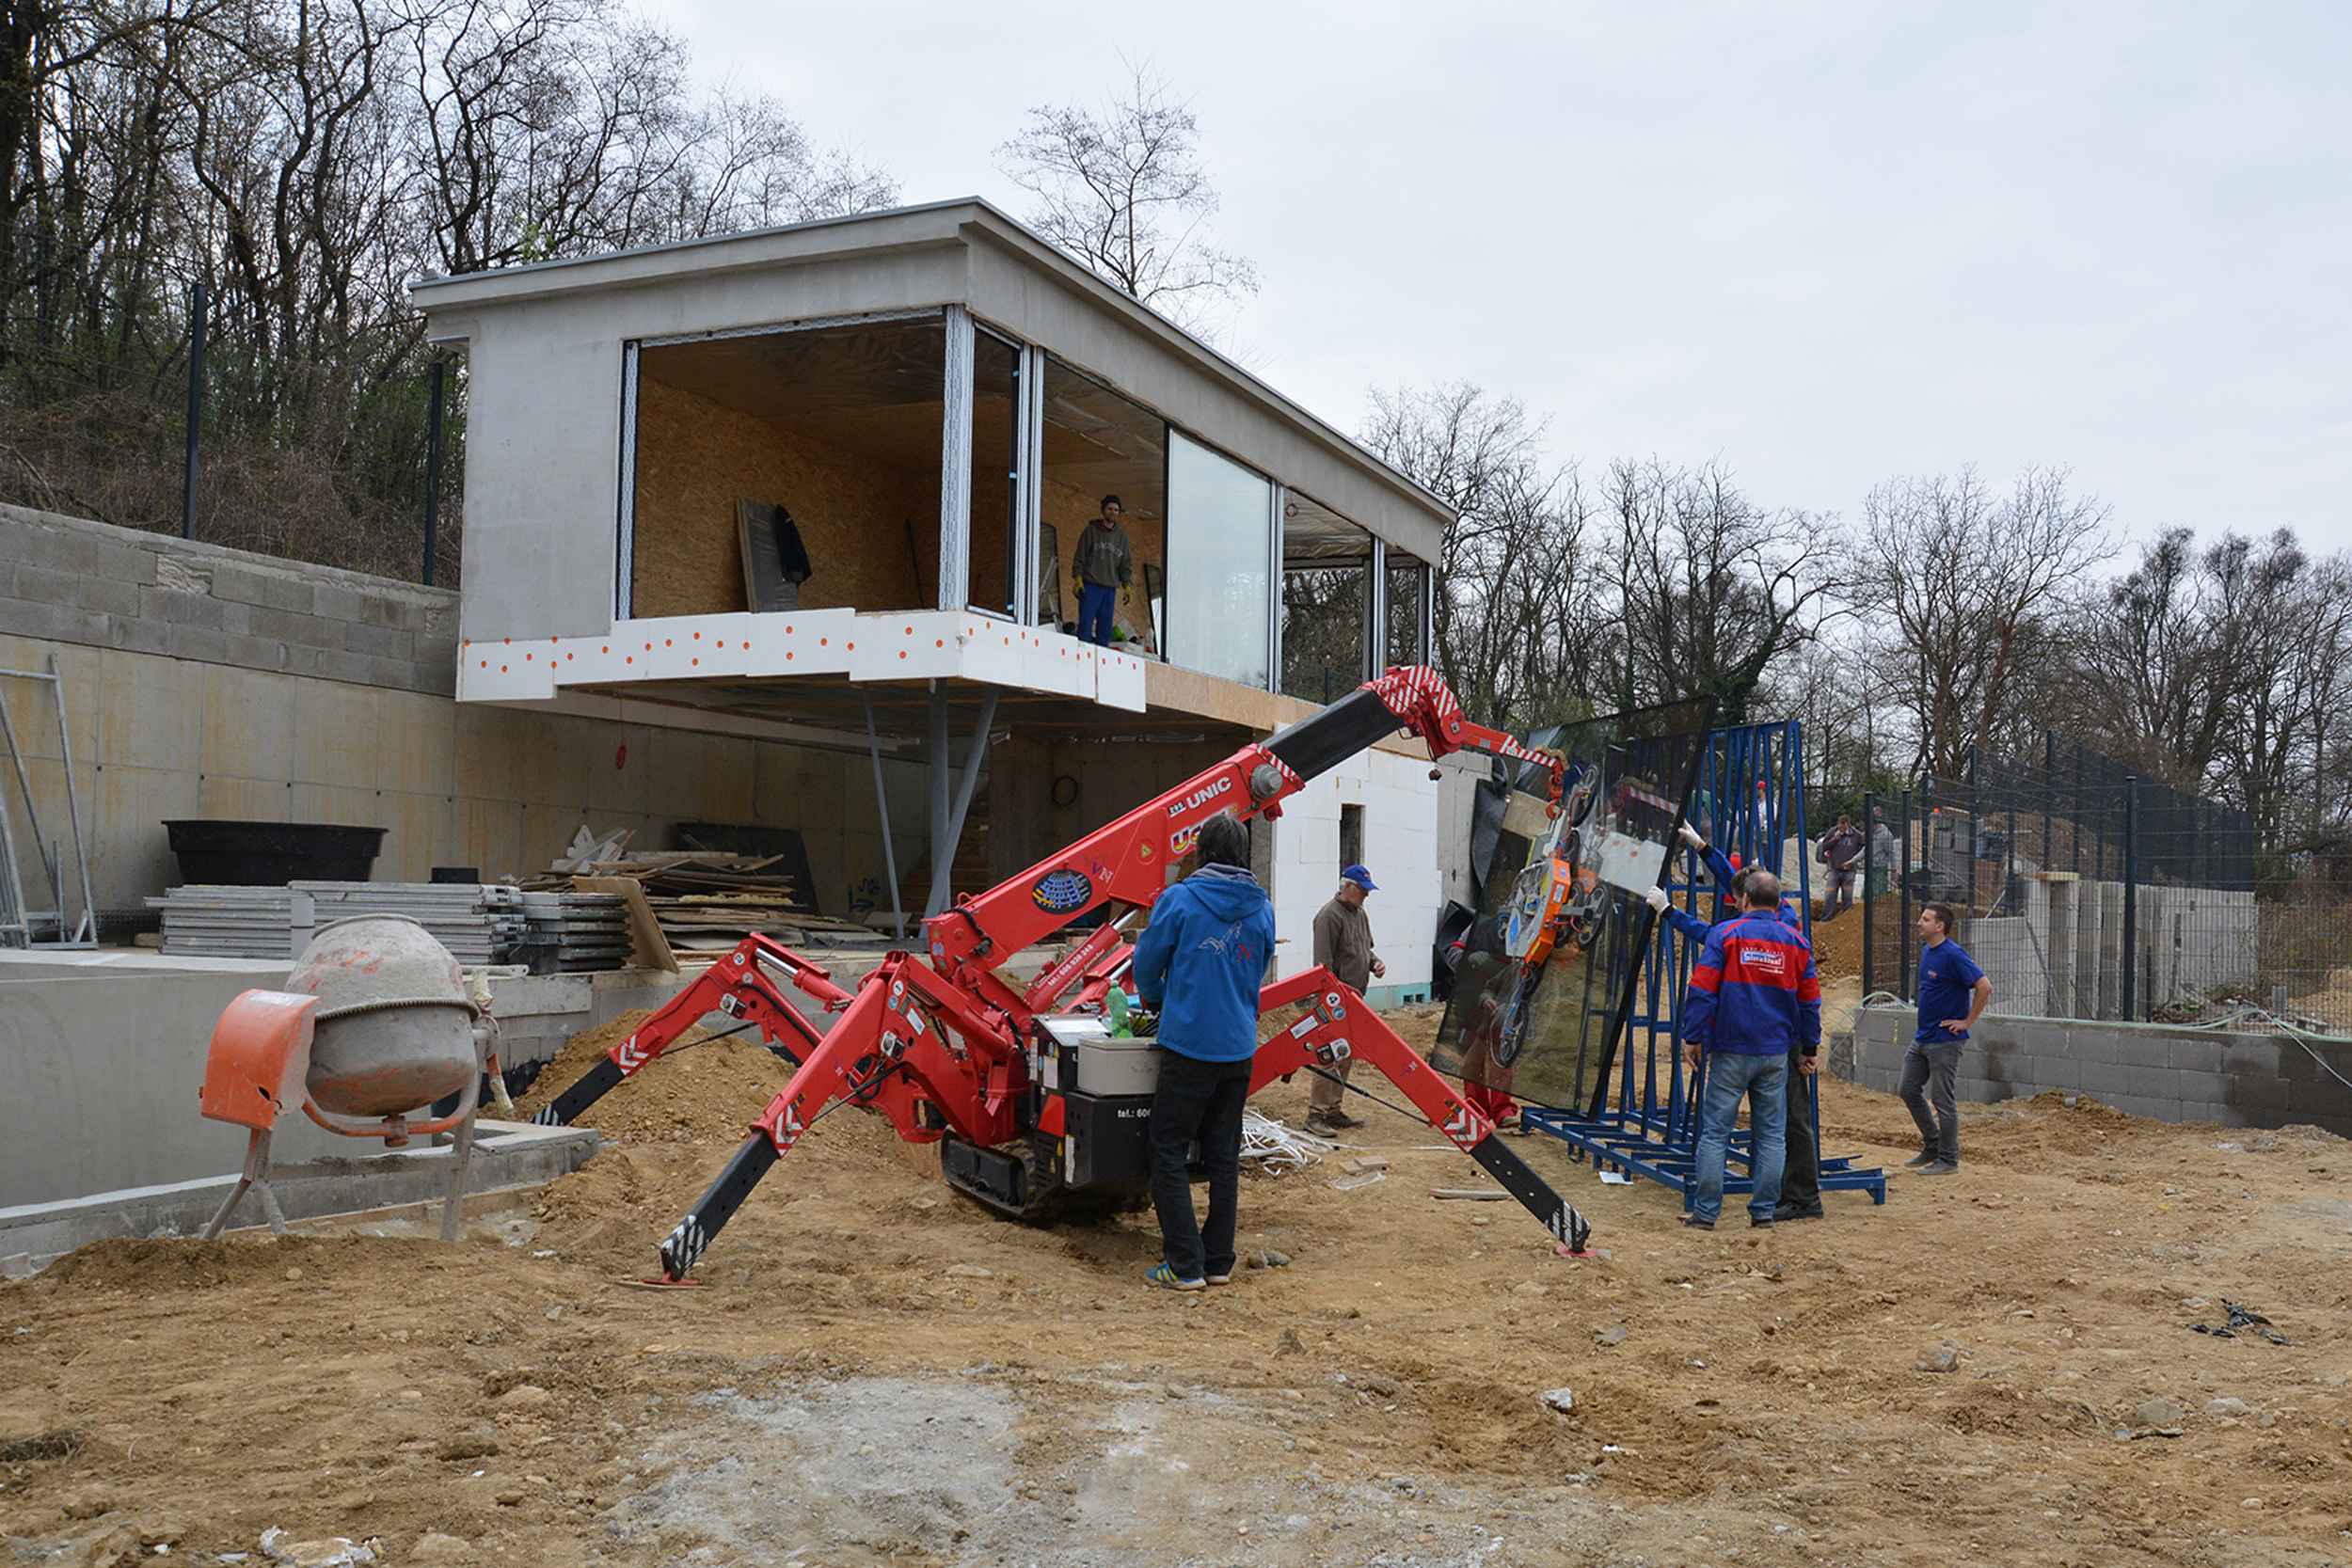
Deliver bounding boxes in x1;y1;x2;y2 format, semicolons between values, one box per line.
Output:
1132;863;1277;1063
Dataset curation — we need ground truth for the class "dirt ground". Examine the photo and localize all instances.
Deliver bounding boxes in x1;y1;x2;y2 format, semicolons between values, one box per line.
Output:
5;1005;2350;1568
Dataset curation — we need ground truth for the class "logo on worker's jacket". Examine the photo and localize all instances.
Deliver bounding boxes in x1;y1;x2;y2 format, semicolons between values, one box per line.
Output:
1737;944;1788;974
1166;776;1232;819
1032;868;1093;914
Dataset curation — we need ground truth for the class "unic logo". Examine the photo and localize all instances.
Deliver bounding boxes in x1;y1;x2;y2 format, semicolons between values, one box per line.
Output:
1165;775;1232;819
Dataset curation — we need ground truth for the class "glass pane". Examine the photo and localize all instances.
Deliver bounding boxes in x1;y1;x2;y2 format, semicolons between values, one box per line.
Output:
1279;491;1369;703
1386;556;1429;668
1041;358;1164;644
1165;432;1272;688
966;330;1021;618
1432;696;1717;1114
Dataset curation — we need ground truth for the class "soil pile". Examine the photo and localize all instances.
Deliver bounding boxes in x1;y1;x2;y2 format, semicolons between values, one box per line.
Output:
4;1010;2348;1567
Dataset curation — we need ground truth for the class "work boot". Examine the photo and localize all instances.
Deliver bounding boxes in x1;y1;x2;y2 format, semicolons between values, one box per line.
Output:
1772;1199;1825;1222
1902;1150;1938;1168
1917;1160;1960;1176
1323;1108;1366;1131
1303;1113;1342;1140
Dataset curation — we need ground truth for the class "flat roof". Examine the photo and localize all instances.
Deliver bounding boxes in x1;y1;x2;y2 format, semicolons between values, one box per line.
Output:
408;198;1455;553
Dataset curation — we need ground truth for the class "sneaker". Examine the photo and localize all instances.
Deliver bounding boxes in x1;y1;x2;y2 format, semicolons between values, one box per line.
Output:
1750;1215;1774;1228
1205;1272;1232;1287
1302;1114;1342;1140
1682;1214;1716;1230
1145;1263;1205;1291
1772;1200;1826;1222
1917;1160;1960;1176
1902;1151;1939;1168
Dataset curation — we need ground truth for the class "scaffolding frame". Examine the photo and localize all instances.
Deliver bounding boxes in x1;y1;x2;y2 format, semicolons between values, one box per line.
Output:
1522;720;1886;1208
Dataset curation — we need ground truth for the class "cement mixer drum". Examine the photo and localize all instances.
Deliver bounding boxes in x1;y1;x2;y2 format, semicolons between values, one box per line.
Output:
286;914;480;1118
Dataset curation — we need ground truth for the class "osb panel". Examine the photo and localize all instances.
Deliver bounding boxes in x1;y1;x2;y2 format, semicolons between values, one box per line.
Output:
632;376;937;617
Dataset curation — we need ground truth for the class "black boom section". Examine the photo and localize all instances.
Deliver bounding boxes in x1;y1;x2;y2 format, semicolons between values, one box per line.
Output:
660;1132;781;1279
1467;1135;1592;1253
1263;689;1404;784
532;1056;626;1126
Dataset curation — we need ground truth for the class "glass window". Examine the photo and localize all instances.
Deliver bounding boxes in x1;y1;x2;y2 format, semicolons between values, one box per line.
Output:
1279;491;1371;703
1040;358;1164;642
1386;553;1431;669
1165;431;1273;688
966;329;1022;618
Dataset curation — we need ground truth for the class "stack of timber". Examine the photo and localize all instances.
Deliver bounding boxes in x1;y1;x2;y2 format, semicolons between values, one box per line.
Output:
546;857;882;958
151;882;521;964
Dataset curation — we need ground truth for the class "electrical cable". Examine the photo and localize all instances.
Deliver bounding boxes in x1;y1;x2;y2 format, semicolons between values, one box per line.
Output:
1239;1108;1335;1173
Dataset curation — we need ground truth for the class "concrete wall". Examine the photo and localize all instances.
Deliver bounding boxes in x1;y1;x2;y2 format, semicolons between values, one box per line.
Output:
1849;1004;2352;1137
0;507;933;918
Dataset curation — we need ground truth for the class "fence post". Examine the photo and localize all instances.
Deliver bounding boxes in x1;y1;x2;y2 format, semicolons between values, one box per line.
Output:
1899;788;1915;999
2122;777;2138;1022
422;359;445;587
182;277;205;541
1862;788;1877;993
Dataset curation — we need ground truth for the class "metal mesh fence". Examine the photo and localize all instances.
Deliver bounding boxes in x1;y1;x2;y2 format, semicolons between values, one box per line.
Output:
1858;737;2348;1034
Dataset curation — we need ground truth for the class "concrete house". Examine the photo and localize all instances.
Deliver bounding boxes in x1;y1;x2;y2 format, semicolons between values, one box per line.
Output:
411;198;1465;998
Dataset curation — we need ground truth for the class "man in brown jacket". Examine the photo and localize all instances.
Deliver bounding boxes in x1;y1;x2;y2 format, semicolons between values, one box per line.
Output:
1304;863;1385;1138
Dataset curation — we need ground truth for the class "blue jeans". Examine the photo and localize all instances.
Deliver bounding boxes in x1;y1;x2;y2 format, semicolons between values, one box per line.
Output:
1078;582;1117;645
1692;1049;1788;1224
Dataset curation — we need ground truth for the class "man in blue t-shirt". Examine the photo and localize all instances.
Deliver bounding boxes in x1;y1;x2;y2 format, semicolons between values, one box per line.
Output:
1132;814;1279;1291
1902;902;1992;1175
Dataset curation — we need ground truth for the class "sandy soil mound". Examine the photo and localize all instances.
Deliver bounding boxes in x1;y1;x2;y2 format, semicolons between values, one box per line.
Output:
5;1007;2348;1567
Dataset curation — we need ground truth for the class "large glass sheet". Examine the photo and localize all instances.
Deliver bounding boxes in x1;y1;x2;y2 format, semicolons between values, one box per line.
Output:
1433;696;1717;1115
1040;358;1163;643
1165;431;1272;688
1386;555;1430;669
1279;491;1370;703
966;329;1021;618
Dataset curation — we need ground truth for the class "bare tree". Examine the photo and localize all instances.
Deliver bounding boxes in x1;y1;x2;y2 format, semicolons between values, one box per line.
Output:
1597;456;1830;725
1360;383;1594;729
1853;466;2110;780
994;64;1255;330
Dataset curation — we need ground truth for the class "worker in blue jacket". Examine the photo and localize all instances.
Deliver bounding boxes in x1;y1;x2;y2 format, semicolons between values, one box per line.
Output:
1677;871;1822;1229
1131;813;1278;1291
1648;830;1827;1224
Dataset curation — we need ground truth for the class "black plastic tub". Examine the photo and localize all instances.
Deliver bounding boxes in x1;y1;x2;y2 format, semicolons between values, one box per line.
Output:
164;820;387;885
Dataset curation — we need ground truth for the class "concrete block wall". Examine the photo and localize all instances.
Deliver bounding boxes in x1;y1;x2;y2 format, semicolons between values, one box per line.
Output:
0;505;930;917
1850;1004;2351;1137
0;503;459;694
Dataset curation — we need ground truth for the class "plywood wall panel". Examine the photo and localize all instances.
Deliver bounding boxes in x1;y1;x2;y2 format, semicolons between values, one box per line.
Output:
632;376;937;618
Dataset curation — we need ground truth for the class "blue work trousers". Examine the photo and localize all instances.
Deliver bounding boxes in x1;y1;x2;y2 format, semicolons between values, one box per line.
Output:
1078;582;1118;645
1692;1049;1788;1225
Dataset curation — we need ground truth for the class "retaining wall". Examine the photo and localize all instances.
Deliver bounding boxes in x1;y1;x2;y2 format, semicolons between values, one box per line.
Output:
1850;1004;2352;1138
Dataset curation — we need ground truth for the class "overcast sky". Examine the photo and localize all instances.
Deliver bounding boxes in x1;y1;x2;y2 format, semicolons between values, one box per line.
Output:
658;1;2351;562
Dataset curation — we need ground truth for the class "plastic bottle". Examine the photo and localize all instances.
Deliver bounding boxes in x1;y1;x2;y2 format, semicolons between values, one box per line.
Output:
1106;985;1131;1036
